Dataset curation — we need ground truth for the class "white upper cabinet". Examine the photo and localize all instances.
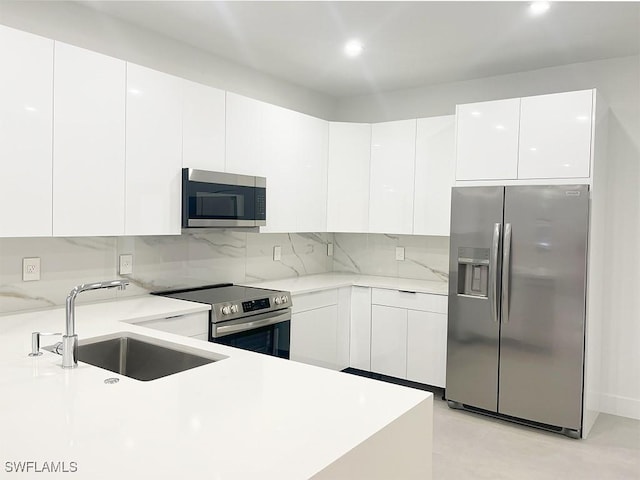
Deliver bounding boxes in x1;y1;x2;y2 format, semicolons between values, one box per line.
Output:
296;114;328;232
182;80;226;172
0;26;53;237
518;90;593;179
455;98;520;181
225;92;264;176
327;122;371;233
53;43;126;237
413;115;455;236
260;103;297;233
125;63;183;235
369;119;417;234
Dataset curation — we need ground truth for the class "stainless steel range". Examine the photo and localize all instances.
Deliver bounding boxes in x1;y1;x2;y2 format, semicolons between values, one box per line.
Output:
153;284;292;359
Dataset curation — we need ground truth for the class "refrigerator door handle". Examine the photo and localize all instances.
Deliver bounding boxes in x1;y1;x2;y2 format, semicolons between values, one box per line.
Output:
489;222;502;323
501;223;512;324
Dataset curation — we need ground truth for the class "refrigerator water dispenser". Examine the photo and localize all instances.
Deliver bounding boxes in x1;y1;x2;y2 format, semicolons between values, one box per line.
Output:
457;247;490;297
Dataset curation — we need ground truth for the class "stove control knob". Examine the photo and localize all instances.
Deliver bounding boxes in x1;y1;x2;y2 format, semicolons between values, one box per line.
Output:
221;305;231;315
274;297;282;305
230;304;239;313
281;296;288;304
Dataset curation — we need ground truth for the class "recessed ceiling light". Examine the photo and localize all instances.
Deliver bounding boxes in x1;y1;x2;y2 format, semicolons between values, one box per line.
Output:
529;1;551;16
344;40;364;57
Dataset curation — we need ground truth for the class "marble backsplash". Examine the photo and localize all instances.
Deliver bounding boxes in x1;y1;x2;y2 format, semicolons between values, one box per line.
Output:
0;232;333;314
333;233;449;282
0;232;449;315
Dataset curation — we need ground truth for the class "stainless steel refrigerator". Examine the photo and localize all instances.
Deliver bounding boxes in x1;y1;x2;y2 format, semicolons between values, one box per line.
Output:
446;185;589;438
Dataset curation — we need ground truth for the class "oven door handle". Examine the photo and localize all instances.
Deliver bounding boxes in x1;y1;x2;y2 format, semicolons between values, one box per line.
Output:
213;311;290;337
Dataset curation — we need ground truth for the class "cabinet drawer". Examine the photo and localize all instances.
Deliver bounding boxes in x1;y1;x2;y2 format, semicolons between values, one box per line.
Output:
292;289;338;313
371;288;447;314
136;311;209;337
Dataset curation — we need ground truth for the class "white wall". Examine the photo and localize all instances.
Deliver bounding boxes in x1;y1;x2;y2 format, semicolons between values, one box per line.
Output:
0;0;337;119
336;56;640;420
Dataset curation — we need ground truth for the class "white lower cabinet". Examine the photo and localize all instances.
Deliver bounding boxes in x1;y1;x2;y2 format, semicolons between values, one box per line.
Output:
133;311;209;340
349;286;372;371
291;305;339;368
371;305;408;378
290;288;350;370
406;310;447;387
370;288;448;386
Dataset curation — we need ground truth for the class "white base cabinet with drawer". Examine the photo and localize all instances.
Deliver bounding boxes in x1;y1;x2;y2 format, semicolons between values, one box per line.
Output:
369;288;448;387
290;288;350;371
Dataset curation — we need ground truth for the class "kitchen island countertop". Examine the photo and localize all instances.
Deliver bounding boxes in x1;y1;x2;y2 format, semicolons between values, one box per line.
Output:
0;295;432;479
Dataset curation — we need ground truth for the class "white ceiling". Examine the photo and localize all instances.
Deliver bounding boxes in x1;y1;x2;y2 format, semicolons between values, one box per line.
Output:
80;1;640;98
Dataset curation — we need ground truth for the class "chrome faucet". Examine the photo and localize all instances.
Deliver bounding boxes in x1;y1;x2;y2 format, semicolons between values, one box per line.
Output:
62;280;129;368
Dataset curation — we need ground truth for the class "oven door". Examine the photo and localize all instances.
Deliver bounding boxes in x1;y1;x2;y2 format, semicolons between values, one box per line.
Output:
182;169;266;228
210;310;290;359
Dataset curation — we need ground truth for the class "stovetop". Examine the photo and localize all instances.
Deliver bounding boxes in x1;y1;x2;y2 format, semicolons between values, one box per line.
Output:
152;284;291;322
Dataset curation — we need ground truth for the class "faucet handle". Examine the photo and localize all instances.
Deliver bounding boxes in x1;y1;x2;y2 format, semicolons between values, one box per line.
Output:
29;332;62;357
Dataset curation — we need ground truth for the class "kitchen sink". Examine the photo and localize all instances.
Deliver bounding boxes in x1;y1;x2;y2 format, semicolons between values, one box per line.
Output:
77;332;227;381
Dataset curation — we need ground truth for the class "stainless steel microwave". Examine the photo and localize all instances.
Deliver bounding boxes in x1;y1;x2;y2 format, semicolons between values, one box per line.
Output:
182;169;266;228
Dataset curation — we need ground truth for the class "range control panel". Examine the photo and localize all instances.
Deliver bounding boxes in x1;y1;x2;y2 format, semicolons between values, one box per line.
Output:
217;294;290;319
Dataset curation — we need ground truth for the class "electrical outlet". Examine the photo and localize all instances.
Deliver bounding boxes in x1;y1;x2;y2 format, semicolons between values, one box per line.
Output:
273;246;282;261
23;257;41;281
395;247;405;261
119;254;133;275
327;243;334;257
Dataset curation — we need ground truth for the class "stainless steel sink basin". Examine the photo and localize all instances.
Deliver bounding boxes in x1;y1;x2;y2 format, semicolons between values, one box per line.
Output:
77;332;227;381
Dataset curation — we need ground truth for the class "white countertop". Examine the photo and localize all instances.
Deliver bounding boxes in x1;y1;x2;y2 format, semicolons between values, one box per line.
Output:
0;296;432;479
244;273;448;296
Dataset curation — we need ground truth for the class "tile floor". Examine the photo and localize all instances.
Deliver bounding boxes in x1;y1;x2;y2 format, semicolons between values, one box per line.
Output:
342;370;639;479
432;397;640;479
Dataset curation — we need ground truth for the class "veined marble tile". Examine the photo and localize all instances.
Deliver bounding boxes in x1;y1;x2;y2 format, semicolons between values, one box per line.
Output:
333;234;400;277
116;235;191;293
186;231;247;286
0;237;118;314
245;232;333;282
397;235;450;282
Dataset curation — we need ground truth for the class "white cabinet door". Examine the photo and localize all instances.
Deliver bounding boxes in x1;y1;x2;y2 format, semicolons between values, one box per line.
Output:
518;90;593;179
290;305;339;369
134;311;209;338
327;122;371;232
456;98;520;181
406;310;448;387
296;114;328;232
260;103;297;233
224;92;264;176
369;119;416;234
182;80;225;172
350;286;372;371
413;115;455;236
53;43;126;236
371;305;408;378
125;63;183;235
0;26;53;237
